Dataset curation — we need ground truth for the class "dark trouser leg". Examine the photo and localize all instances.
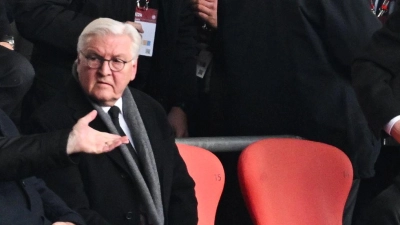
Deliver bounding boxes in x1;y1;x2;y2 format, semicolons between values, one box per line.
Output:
355;178;400;225
343;179;360;225
0;46;34;120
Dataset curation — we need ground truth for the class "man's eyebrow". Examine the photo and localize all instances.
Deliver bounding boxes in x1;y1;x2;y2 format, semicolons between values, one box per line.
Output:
84;51;101;56
84;51;129;60
113;54;129;59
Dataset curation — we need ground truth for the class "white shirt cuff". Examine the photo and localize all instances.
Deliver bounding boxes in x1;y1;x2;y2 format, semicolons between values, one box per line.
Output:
384;115;400;135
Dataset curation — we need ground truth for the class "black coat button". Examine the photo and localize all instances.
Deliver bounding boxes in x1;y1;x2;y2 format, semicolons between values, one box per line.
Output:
125;211;133;220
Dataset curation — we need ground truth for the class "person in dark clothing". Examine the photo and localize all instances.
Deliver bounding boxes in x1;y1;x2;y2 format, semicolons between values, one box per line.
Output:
0;0;34;124
13;0;197;137
191;0;383;224
351;1;400;224
26;18;197;225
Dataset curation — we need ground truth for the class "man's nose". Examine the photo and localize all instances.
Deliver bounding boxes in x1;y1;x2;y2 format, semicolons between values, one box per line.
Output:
98;60;112;76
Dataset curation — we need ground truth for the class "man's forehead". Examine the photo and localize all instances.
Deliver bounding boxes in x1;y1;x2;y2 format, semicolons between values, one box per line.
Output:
83;35;132;57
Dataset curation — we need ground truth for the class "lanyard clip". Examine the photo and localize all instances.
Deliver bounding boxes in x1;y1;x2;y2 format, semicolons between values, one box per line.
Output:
378;0;390;17
137;0;149;10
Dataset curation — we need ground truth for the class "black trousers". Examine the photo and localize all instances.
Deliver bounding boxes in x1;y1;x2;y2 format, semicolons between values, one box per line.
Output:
344;179;360;225
0;46;34;122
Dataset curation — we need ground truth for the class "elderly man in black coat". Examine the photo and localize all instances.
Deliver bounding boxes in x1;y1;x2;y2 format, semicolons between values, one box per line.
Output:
27;18;197;225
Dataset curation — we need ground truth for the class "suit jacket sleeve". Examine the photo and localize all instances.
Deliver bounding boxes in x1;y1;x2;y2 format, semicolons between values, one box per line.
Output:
26;176;86;225
352;60;400;137
0;130;75;181
13;0;93;55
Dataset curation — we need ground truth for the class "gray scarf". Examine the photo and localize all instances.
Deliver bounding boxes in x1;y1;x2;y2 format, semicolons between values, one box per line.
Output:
73;63;164;224
91;89;164;225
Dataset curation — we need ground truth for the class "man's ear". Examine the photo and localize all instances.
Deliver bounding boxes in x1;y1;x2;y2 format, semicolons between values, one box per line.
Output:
130;60;137;81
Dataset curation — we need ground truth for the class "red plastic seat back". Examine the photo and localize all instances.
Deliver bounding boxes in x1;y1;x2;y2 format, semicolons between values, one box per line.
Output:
176;143;225;225
238;138;353;225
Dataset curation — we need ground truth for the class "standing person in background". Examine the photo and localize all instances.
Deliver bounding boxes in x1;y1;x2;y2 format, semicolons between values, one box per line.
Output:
193;0;382;224
351;2;400;224
13;0;197;137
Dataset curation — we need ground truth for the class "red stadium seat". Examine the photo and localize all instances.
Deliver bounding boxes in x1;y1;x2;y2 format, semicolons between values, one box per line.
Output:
176;143;225;225
238;138;353;225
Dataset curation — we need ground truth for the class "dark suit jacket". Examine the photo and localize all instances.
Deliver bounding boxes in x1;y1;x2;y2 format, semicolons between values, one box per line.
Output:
0;108;85;225
213;0;382;178
28;79;197;225
14;0;197;112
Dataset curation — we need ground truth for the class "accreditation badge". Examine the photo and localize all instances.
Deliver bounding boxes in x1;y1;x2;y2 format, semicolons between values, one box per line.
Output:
135;8;158;57
196;49;213;78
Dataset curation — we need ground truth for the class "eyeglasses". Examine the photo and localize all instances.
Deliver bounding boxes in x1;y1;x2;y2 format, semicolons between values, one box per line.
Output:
79;51;133;72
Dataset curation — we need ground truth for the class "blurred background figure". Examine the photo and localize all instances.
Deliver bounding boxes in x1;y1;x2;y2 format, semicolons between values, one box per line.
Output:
351;2;400;224
191;0;382;224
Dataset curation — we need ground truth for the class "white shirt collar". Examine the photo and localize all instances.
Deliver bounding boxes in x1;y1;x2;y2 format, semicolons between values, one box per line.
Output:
101;98;123;114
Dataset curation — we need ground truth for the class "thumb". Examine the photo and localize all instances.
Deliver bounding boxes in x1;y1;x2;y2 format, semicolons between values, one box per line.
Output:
79;110;98;125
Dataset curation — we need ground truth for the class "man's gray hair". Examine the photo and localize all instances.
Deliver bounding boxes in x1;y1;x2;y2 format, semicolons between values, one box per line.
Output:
77;18;142;60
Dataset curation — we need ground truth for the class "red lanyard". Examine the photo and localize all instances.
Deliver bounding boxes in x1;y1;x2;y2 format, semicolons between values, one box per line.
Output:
371;0;391;17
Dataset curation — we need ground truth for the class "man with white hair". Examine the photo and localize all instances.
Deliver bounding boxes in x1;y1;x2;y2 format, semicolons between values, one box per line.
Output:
26;18;197;225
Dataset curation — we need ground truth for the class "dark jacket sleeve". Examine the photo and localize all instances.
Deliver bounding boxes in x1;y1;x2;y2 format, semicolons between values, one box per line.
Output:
27;176;86;225
13;0;93;54
0;130;75;181
352;61;400;137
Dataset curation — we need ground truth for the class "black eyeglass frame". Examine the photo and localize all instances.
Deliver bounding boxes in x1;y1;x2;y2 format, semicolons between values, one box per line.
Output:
79;51;134;72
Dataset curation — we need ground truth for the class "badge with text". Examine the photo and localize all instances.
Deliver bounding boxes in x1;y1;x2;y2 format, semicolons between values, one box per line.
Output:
196;49;213;78
135;8;158;57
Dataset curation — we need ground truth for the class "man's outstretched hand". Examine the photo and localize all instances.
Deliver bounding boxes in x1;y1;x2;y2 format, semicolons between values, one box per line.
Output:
66;110;129;154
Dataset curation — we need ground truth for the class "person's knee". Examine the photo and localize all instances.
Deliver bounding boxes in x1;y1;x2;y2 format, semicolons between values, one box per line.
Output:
0;50;34;89
358;185;400;224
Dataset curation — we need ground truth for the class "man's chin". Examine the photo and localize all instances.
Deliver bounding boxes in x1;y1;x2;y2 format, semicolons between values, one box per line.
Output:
88;94;117;106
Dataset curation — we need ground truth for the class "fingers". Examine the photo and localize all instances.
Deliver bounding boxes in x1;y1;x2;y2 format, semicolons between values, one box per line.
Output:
102;137;130;152
78;110;98;125
68;111;129;155
192;0;215;12
125;21;144;33
174;126;189;138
